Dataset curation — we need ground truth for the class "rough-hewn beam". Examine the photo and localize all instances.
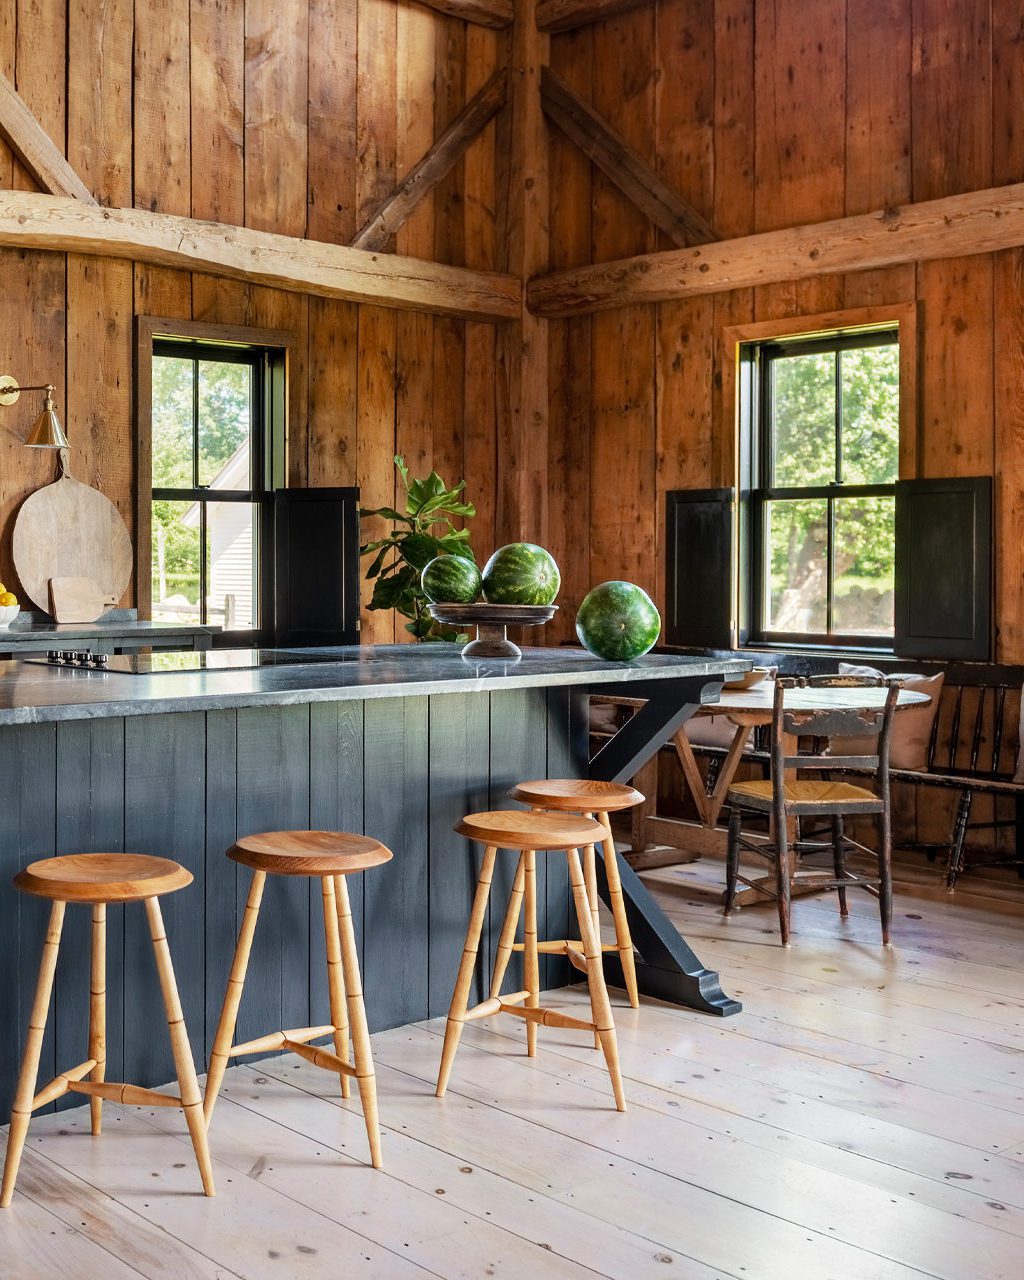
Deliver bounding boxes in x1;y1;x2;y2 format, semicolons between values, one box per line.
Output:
536;0;651;32
0;73;96;203
351;69;508;252
412;0;512;28
540;66;716;248
528;182;1024;317
0;192;521;321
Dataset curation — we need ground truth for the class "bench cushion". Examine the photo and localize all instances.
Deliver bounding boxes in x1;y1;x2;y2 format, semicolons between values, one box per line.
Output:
837;664;944;771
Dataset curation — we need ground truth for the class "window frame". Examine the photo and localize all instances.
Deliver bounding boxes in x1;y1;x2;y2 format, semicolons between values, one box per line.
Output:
749;328;899;649
135;317;293;645
722;303;918;657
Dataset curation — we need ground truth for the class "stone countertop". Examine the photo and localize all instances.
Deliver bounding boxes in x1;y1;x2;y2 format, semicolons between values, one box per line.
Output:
0;615;220;643
0;644;751;726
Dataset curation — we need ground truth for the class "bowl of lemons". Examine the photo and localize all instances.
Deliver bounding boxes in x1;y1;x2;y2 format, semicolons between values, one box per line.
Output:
0;583;20;628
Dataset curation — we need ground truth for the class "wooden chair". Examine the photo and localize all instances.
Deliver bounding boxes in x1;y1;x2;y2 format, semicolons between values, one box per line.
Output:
724;675;902;947
436;809;626;1112
1;853;214;1207
203;830;392;1170
507;779;642;1008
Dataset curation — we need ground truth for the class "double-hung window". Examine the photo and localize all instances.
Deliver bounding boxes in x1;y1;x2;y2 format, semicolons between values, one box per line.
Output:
747;328;899;647
149;339;276;638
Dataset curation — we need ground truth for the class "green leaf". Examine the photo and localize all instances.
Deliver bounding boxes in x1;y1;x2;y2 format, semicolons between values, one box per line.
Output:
406;470;447;515
400;532;442;571
364;543;391;580
394;454;409;487
359;506;411;525
436;530;475;561
368;565;417;611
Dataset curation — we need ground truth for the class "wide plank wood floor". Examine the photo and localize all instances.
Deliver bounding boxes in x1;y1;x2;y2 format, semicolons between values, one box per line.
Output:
2;859;1023;1279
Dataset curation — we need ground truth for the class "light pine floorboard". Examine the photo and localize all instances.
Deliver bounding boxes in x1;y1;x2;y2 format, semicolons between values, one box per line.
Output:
1;863;1022;1279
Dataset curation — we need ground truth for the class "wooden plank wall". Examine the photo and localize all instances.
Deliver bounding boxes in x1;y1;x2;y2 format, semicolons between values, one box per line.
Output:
0;0;502;643
544;0;1024;664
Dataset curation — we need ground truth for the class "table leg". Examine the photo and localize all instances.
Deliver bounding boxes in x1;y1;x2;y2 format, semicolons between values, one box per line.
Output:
588;676;742;1017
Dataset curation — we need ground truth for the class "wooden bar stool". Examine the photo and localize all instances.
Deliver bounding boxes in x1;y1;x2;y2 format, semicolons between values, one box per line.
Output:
203;830;391;1170
508;779;642;1009
1;853;214;1208
436;810;626;1112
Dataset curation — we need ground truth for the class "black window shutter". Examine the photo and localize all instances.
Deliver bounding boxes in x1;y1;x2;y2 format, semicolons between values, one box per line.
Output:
894;476;992;660
664;488;734;648
273;488;360;646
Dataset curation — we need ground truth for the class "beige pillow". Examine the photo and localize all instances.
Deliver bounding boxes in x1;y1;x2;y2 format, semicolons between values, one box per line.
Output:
1013;688;1024;782
835;663;944;772
685;714;752;750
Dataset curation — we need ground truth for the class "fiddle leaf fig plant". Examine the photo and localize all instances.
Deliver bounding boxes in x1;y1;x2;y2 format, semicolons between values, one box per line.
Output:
360;455;476;641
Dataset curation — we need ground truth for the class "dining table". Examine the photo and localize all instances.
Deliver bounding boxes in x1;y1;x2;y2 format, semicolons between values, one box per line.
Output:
655;678;931;906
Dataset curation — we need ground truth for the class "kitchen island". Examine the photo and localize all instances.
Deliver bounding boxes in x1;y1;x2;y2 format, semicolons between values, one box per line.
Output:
0;644;748;1117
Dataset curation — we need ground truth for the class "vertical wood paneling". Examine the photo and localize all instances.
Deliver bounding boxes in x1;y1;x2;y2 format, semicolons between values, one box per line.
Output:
0;723;56;1120
913;0;993;478
992;0;1024;663
309;699;365;1026
307;0;360;488
54;720;125;1110
133;0;191;318
362;696;429;1028
486;688;550;987
546;28;592;642
589;9;656;595
427;692;490;1015
0;692;591;1114
204;708;238;1048
234;706;312;1043
190;0;248;322
123;713;206;1083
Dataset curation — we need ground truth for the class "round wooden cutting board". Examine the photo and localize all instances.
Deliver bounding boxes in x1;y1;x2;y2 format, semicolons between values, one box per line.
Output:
12;474;133;614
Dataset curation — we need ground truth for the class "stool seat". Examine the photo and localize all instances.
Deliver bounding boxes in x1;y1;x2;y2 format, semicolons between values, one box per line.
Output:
228;830;393;876
508;779;643;813
455;810;607;851
13;853;193;903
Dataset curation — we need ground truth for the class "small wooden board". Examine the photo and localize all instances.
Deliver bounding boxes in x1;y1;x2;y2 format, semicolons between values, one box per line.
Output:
49;576;117;624
12;474;133;615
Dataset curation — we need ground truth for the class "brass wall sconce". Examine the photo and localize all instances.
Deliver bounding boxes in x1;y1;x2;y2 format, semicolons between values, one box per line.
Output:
0;375;69;449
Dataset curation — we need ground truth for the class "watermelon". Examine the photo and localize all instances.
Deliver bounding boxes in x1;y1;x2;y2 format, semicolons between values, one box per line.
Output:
481;543;560;605
421;554;482;604
575;581;661;662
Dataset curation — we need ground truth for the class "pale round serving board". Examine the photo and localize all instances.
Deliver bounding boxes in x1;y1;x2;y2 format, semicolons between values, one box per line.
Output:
12;473;133;615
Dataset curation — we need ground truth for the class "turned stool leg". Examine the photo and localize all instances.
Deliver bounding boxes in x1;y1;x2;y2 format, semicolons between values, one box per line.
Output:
597;810;639;1009
321;876;352;1100
145;897;215;1197
1;900;65;1208
489;853;526;999
204;869;266;1125
334;874;382;1170
437;845;497;1097
89;903;107;1135
581;836;602;1048
567;848;626;1112
523;850;540;1058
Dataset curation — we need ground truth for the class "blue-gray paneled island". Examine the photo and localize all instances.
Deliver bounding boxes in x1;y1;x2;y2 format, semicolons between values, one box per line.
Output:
0;644;749;1117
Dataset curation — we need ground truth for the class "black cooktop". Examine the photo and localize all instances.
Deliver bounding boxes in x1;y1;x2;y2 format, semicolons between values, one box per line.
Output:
27;648;358;675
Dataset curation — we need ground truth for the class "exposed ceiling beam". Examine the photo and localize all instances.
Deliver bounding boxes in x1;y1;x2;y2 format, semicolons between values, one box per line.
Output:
541;66;716;249
536;0;652;33
527;182;1024;317
0;192;521;322
412;0;513;28
351;69;508;252
0;72;95;203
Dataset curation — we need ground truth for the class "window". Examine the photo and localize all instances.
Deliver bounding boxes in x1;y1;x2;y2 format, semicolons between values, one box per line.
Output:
745;328;900;648
141;323;288;640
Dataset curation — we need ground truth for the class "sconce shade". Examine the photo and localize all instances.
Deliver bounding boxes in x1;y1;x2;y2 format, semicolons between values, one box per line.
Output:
24;395;69;450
